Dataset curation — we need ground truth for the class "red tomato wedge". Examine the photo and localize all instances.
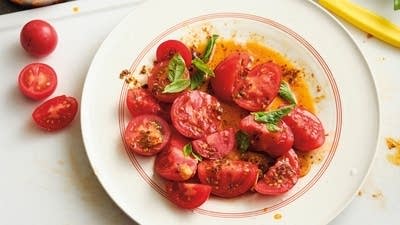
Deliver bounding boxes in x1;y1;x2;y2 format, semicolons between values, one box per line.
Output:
254;149;299;195
124;114;171;156
165;182;212;209
156;40;192;66
197;159;258;198
192;128;235;159
171;90;223;139
282;106;325;152
20;19;58;57
233;62;282;111
148;60;189;103
126;87;161;117
211;52;251;102
239;114;294;158
18;63;57;100
155;131;198;181
32;95;78;131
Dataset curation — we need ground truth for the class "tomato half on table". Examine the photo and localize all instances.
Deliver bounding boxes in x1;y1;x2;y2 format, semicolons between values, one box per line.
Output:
171;90;223;139
282;106;325;152
192;128;235;159
211;52;251;102
165;182;212;209
155;131;198;181
18;63;57;100
148;60;190;103
233;62;282;111
32;95;78;131
254;149;300;195
239;114;294;158
156;40;192;67
197;159;258;198
126;87;161;117
124;114;171;156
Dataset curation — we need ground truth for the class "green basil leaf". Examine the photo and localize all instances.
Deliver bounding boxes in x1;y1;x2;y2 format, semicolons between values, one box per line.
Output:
168;54;185;82
253;105;295;132
202;34;219;63
192;58;215;77
190;70;205;90
191;151;203;161
163;78;190;93
395;0;400;10
183;143;193;157
279;81;297;105
236;131;250;153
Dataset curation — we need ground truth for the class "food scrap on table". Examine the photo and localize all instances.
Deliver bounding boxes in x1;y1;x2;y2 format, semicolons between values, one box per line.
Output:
385;137;400;166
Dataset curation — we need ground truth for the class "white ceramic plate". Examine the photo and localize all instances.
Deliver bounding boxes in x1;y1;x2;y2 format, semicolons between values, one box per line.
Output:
81;0;380;225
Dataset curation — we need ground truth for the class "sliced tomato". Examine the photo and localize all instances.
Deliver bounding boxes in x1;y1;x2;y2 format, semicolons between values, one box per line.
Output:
155;131;198;181
240;151;274;175
233;62;282;111
148;60;189;103
197;159;258;198
165;182;211;209
282;106;325;151
156;40;192;66
211;52;251;102
239;114;294;157
18;63;57;100
254;149;299;195
126;87;161;117
124;114;171;156
192;128;235;159
171;90;223;139
32;95;78;131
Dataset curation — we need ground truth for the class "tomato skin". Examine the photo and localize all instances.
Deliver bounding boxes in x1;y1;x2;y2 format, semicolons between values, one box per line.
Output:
156;40;192;66
211;52;251;102
20;19;58;57
32;95;78;131
126;88;161;117
282;107;325;151
18;63;57;100
155;131;198;181
197;159;258;198
233;62;282;111
165;182;212;209
254;149;299;195
124;114;171;156
171;90;223;139
192;128;235;159
239;115;294;158
148;60;189;103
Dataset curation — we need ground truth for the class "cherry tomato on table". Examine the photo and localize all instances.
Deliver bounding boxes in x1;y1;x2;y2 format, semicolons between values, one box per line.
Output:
18;63;57;100
165;182;212;209
124;114;171;156
156;40;192;66
32;95;78;131
171;90;223;139
20;19;58;57
254;149;300;195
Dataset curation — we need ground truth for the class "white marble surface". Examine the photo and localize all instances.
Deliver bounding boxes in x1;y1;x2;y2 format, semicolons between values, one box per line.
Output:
0;1;398;225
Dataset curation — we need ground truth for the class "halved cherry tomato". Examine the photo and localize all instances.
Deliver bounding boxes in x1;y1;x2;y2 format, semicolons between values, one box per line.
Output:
20;19;58;57
171;90;223;139
32;95;78;131
211;52;251;102
18;63;57;100
282;106;325;151
126;87;161;117
124;114;171;156
165;182;212;209
156;40;192;66
154;130;198;181
148;60;189;103
239;115;294;157
192;128;235;159
197;159;258;198
254;149;299;195
233;62;282;111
